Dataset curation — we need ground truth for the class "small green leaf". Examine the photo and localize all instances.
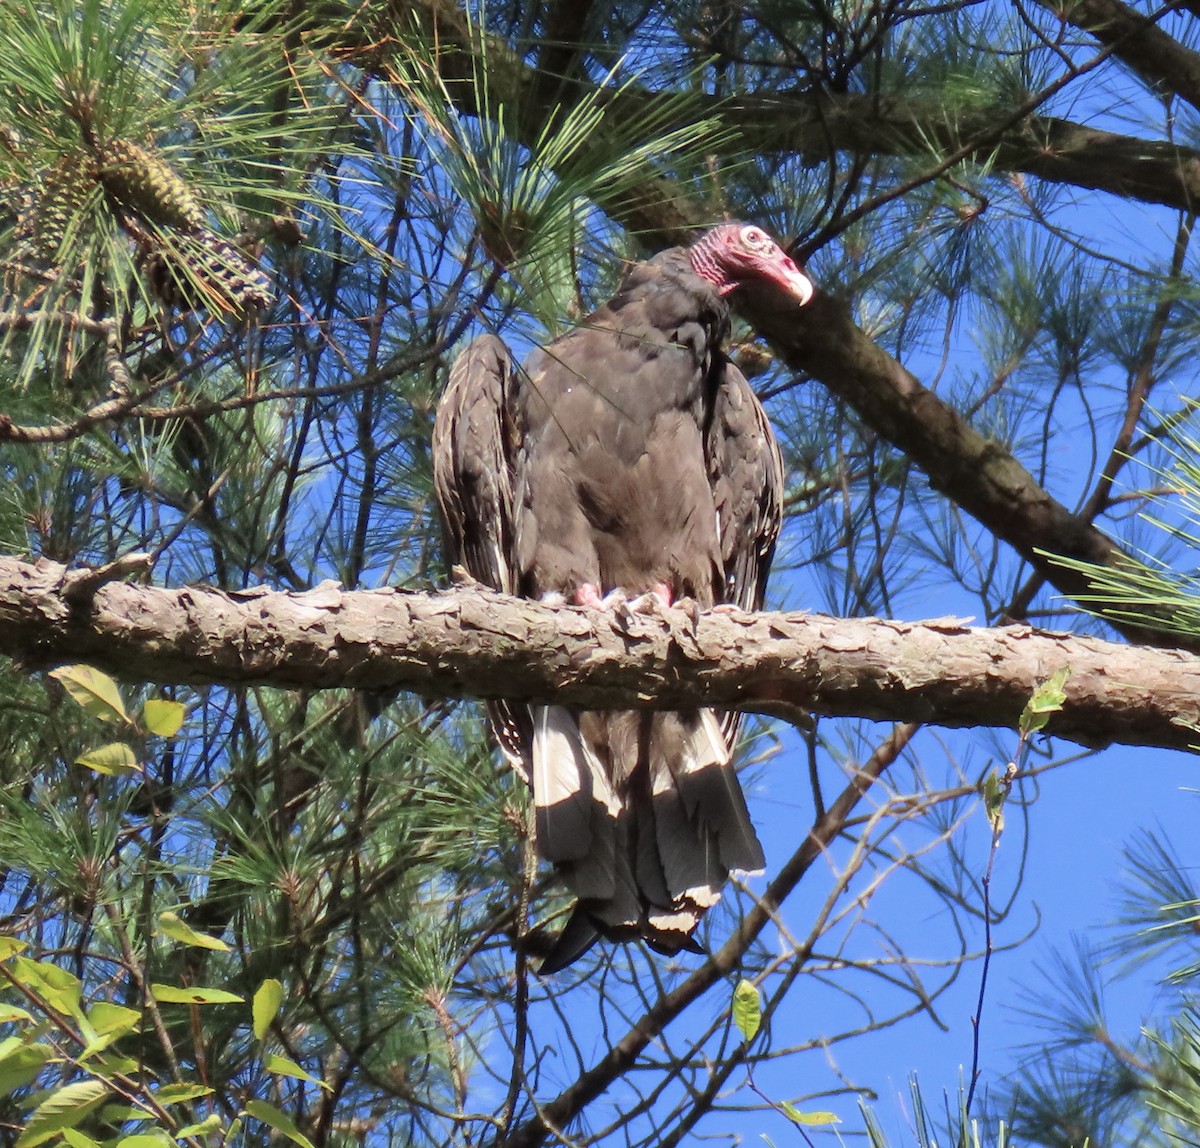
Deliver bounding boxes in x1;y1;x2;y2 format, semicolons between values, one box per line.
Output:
1019;667;1070;735
0;937;28;961
141;700;185;738
62;1128;102;1148
252;979;283;1041
0;1043;55;1097
79;1002;141;1058
147;981;237;1006
244;1099;316;1148
16;1079;109;1147
0;1004;33;1025
779;1101;840;1126
10;957;83;1019
115;1134;173;1148
99;1105;151;1124
982;770;1005;832
155;1083;213;1105
82;1054;138;1077
173;1115;222;1138
264;1054;331;1092
88;1003;141;1037
75;743;141;777
732;979;761;1043
49;666;129;724
156;913;230;953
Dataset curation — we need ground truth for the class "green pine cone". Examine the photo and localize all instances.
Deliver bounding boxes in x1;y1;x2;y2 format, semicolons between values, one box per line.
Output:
96;139;207;232
146;229;272;314
20;153;97;261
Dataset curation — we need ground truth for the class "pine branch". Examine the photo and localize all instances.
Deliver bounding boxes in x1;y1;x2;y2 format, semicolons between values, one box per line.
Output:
748;288;1148;634
357;0;1200;216
339;0;1200;651
3;555;1200;753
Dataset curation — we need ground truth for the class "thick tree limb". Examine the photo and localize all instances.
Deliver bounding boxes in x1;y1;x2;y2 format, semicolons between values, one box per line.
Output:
718;93;1200;215
377;0;1200;218
743;288;1157;630
1030;0;1200;113
3;555;1199;754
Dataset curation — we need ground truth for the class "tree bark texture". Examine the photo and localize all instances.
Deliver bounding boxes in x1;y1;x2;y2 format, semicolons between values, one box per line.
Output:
3;555;1199;755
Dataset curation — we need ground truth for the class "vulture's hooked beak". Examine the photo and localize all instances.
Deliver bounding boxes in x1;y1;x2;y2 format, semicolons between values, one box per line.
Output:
775;259;815;306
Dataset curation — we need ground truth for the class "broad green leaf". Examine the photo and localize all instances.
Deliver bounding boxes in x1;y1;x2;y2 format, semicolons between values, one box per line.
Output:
49;666;128;724
88;1003;141;1037
75;743;141;777
141;700;185;738
80;1002;141;1059
99;1105;151;1124
244;1099;315;1148
1019;667;1070;735
156;913;230;953
115;1134;173;1148
62;1128;102;1148
155;1083;214;1106
732;979;761;1043
10;958;83;1018
0;1043;55;1097
0;937;27;961
173;1115;222;1138
150;985;243;1006
15;1079;109;1147
82;1054;138;1078
0;1004;34;1024
779;1101;840;1126
264;1054;331;1092
252;979;283;1040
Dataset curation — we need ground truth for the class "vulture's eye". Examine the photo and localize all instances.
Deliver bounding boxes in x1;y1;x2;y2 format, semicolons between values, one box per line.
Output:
741;226;768;248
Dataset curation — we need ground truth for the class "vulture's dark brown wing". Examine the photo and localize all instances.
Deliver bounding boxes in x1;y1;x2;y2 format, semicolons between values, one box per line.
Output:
432;335;529;775
710;358;783;610
432;334;517;594
708;358;784;747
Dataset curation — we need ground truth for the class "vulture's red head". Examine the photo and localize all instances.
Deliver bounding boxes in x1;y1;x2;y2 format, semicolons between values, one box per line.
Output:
688;223;814;304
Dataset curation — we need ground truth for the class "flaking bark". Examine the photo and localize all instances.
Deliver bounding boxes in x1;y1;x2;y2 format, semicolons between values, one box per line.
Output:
2;555;1199;755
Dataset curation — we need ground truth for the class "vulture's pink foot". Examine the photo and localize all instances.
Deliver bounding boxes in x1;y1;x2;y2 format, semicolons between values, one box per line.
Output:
626;582;674;614
572;583;606;609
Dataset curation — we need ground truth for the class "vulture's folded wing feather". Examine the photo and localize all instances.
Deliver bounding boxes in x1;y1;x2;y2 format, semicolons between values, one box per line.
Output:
708;359;784;751
432;335;529;775
432;334;518;593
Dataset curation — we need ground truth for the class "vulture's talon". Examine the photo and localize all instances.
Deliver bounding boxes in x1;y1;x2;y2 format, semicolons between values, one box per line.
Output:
678;598;702;630
598;587;630;611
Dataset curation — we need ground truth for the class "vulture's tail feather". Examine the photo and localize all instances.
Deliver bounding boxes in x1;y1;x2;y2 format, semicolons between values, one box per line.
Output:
531;705;603;864
671;710;766;875
537;909;601;975
532;707;765;971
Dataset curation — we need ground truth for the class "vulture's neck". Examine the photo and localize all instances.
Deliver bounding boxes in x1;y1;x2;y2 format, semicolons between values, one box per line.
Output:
687;237;733;296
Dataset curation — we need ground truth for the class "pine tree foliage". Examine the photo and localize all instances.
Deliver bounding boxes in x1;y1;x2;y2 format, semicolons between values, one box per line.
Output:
1;0;1200;1143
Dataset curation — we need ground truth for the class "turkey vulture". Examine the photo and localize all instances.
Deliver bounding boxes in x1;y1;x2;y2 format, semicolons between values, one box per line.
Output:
433;223;813;971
